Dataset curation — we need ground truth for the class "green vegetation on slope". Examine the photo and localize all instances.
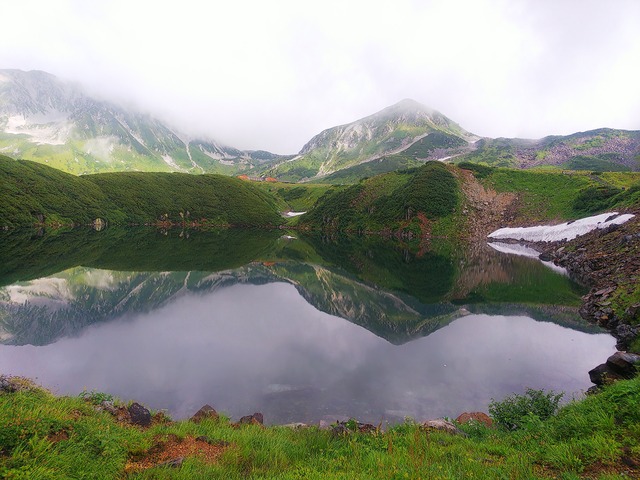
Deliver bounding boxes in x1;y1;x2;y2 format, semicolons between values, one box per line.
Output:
562;155;632;172
85;171;282;227
459;163;640;221
302;162;459;234
318;155;425;185
0;157;282;228
252;181;338;212
3;376;640;479
0;155;122;227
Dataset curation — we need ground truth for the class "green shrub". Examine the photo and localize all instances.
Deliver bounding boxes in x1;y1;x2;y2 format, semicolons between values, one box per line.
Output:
572;185;622;215
489;388;563;431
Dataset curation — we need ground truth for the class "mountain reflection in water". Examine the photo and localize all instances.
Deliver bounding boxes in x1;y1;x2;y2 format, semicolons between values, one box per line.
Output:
0;228;616;424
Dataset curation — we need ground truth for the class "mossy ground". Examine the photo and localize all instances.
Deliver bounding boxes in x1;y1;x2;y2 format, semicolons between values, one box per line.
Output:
2;377;640;479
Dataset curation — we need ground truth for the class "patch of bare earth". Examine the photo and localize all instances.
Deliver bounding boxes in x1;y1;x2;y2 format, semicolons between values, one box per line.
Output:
456;168;518;240
125;434;228;473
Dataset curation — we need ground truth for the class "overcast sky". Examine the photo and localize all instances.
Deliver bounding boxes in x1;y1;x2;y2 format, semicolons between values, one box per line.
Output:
1;0;639;153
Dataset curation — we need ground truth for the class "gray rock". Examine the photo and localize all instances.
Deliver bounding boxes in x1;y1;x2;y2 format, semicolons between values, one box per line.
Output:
606;351;640;377
157;457;184;468
625;303;640;322
421;419;467;437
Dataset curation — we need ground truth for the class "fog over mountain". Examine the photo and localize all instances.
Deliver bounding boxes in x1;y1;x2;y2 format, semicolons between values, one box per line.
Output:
0;0;639;153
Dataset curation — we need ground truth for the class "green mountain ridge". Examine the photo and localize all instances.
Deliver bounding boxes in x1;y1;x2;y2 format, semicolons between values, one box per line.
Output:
0;156;282;228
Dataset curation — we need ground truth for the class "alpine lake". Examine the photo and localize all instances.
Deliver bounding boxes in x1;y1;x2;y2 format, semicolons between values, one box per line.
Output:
0;227;615;425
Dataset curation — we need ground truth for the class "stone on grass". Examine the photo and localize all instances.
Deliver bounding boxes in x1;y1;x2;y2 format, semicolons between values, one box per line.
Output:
455;412;493;427
128;402;152;427
239;412;264;425
421;419;467;436
190;404;219;424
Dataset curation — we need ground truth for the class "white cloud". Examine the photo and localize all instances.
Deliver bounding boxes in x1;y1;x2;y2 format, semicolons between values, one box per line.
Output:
1;0;639;152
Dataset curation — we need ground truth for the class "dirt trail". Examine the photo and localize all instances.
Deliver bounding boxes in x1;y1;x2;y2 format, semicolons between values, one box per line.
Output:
455;168;519;240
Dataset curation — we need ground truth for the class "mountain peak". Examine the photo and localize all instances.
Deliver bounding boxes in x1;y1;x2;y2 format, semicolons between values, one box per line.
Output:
391;98;431;111
0;69;276;174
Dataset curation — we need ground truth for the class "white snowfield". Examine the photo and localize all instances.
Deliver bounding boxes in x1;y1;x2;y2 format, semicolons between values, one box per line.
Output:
283;211;306;217
488;212;635;243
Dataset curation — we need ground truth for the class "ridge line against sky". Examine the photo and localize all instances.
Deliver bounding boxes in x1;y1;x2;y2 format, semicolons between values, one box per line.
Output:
1;0;639;154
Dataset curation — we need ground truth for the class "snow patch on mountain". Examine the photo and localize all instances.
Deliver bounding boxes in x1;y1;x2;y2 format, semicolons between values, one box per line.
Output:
488;212;635;242
4;113;72;145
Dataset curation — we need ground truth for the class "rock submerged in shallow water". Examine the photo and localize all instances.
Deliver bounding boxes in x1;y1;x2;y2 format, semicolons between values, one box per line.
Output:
190;404;219;424
128;402;152;427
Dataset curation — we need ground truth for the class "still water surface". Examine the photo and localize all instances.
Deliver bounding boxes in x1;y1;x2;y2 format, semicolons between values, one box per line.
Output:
0;229;616;424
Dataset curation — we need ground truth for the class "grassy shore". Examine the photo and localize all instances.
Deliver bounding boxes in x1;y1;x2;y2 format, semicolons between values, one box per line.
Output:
2;376;640;479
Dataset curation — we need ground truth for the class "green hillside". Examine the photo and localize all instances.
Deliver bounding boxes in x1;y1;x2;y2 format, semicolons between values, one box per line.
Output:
459;162;640;222
0;156;283;228
318;155;425;185
301;161;460;235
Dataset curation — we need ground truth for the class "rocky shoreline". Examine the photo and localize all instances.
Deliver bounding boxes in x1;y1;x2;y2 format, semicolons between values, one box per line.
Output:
533;210;640;387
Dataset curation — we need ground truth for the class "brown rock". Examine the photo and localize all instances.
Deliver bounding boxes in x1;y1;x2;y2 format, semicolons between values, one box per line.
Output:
190;404;219;424
239;412;264;426
455;412;493;427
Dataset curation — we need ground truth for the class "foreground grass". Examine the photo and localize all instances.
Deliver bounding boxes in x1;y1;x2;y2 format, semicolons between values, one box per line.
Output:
2;377;640;479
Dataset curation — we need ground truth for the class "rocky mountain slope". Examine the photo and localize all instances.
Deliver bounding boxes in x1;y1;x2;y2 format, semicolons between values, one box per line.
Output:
458;128;640;172
1;69;638;181
263;99;477;181
0;69;279;175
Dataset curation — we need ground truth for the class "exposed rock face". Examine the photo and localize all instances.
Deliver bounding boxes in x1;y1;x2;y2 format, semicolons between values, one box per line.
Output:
457;168;519;239
128;402;152;427
190;404;219;424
